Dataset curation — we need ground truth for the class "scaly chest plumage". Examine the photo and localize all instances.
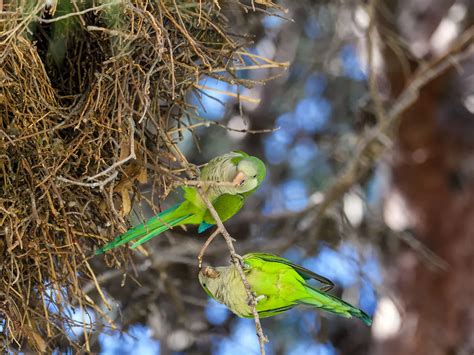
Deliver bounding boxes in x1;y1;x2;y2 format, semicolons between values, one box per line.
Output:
199;153;240;201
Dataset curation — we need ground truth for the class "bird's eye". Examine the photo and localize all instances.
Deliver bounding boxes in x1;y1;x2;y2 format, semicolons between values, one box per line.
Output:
252;174;257;179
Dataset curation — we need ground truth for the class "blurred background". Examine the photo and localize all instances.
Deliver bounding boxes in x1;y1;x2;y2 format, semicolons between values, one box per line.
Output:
89;1;473;354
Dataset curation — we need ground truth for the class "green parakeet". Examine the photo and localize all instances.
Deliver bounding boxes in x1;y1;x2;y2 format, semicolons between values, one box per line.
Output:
199;253;372;326
96;151;266;254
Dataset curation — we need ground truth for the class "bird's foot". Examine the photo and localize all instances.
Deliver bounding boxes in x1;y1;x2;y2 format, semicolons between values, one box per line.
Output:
255;295;266;303
248;294;265;306
231;254;247;268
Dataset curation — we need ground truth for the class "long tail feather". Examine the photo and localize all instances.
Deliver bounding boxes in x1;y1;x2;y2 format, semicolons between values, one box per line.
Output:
299;285;372;326
130;214;191;249
95;203;192;254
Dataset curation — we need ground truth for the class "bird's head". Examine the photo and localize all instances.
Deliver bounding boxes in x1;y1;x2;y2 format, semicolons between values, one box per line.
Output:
198;266;222;299
232;156;266;193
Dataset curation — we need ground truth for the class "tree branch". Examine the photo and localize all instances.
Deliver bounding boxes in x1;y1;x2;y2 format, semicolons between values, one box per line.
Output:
196;187;268;355
198;228;221;269
300;35;474;231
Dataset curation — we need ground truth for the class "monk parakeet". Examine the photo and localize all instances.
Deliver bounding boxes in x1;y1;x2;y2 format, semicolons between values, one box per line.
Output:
96;151;266;254
199;253;372;326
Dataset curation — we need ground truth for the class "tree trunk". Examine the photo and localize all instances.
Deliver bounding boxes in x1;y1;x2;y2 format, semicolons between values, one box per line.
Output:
373;1;474;354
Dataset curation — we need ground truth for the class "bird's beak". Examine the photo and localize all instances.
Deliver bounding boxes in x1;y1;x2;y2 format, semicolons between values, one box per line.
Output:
203;266;220;279
232;171;247;186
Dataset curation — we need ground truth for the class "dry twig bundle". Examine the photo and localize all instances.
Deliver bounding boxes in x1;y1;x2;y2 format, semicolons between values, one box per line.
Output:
0;0;283;351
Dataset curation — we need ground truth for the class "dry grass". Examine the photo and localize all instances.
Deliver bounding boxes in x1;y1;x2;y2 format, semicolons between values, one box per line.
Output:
0;0;284;351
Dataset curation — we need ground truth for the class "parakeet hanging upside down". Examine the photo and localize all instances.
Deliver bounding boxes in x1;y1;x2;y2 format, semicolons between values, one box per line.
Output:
96;151;266;254
199;253;372;326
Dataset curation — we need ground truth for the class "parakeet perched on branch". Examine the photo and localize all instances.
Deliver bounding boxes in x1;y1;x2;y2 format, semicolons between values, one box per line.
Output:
96;151;266;254
199;253;372;326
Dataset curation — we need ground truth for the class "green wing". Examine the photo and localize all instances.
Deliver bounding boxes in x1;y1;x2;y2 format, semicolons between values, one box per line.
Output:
252;305;297;318
182;186;202;207
244;253;334;291
203;193;245;224
300;284;373;326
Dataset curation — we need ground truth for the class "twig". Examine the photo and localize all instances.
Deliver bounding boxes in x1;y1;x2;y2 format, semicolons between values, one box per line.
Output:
386;42;474;122
196;187;268;355
57;171;118;189
86;25;138;39
193;84;261;104
86;116;136;181
36;1;120;23
198;229;221;269
366;0;387;123
211;63;289;73
0;129;16;145
178;179;238;189
168;120;279;135
397;231;449;271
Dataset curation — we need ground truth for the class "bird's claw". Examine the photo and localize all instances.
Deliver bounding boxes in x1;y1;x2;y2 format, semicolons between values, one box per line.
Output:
255;295;265;303
248;294;265;306
231;254;245;266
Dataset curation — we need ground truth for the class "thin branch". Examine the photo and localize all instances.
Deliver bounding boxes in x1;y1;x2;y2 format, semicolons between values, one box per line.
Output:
178;179;238;189
36;1;120;24
168;120;279;135
366;0;387;123
57;171;118;189
193;84;261;104
196;187;268;355
86;116;136;181
86;25;138;39
397;231;449;271
387;41;474;122
198;228;220;269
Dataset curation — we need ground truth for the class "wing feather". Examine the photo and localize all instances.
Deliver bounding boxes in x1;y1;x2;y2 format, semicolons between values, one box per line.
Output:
243;253;334;290
202;194;245;224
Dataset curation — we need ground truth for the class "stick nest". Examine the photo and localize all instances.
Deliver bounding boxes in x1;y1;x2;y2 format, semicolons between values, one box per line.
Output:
0;0;280;351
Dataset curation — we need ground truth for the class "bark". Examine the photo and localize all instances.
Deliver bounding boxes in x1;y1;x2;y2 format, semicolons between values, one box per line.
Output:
373;1;474;354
